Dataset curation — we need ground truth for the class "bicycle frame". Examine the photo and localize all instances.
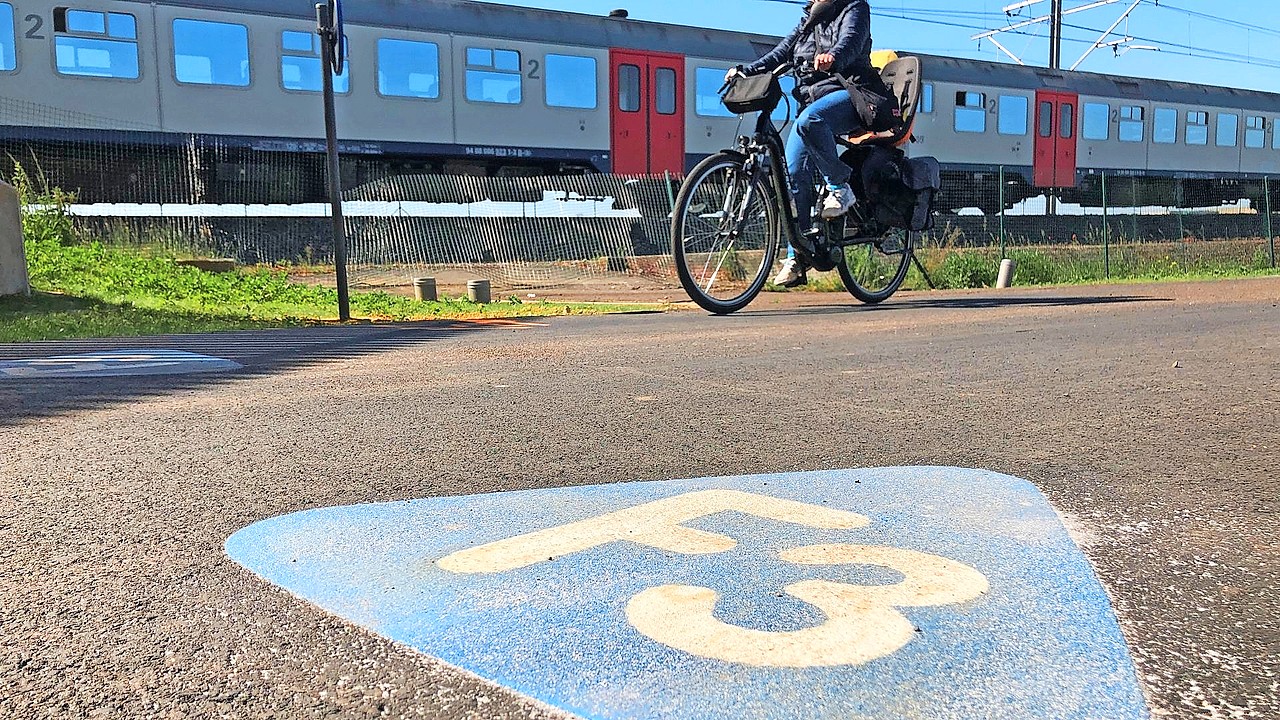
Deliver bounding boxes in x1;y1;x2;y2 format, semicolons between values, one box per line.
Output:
729;70;864;268
735;95;807;257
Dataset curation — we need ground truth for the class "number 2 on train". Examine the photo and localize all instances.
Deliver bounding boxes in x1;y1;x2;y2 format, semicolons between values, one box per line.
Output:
25;14;45;39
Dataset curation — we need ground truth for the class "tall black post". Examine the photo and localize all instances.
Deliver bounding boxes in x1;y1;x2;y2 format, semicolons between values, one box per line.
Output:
1049;0;1064;70
317;3;350;322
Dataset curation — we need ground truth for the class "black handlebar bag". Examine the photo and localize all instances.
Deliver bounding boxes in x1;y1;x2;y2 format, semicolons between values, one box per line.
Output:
721;73;783;114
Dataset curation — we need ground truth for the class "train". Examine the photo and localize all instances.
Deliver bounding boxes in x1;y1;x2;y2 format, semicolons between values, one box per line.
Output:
2;0;1279;211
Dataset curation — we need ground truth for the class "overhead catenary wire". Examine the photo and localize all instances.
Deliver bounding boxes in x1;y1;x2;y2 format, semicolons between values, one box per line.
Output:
748;0;1280;74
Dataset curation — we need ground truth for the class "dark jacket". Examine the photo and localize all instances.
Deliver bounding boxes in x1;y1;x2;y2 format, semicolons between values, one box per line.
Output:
744;0;895;129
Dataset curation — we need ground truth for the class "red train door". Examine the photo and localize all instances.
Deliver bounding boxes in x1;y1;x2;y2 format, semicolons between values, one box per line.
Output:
1034;90;1079;187
610;49;685;175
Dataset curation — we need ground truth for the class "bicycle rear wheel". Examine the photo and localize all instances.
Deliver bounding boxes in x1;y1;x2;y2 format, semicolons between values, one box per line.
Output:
671;152;780;314
836;223;915;304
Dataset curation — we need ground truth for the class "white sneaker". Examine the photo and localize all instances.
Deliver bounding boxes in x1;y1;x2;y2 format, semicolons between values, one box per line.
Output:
773;258;806;287
821;185;856;219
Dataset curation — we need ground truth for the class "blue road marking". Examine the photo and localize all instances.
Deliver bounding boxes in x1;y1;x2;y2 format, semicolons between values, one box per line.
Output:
0;350;242;378
226;467;1150;719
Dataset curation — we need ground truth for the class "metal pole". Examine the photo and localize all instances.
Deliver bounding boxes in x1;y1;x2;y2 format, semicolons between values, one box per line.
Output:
1131;176;1139;242
1050;0;1064;69
318;4;350;322
999;166;1006;258
1266;176;1275;268
1101;171;1110;279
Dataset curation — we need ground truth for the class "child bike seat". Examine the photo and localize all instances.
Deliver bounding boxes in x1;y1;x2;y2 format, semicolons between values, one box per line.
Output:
841;56;922;150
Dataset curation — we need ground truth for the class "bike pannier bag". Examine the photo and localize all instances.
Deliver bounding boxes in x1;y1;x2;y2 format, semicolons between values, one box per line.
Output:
901;156;941;231
860;148;941;231
721;73;783;114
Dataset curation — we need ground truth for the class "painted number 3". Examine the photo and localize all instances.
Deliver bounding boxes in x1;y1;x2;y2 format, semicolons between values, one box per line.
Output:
438;490;989;668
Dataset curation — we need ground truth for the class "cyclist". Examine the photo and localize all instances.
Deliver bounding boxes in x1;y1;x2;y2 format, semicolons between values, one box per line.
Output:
727;0;896;286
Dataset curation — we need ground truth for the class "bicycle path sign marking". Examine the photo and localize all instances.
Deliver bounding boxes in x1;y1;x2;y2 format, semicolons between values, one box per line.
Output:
0;349;242;378
226;468;1150;719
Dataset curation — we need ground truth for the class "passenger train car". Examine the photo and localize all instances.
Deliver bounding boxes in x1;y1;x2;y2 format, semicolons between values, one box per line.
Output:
2;0;1279;209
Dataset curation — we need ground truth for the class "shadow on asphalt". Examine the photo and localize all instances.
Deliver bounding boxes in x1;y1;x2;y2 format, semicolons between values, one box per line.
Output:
740;293;1172;317
0;322;513;428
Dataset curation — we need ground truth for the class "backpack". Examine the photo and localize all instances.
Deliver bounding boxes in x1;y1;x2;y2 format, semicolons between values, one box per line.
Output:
859;146;941;232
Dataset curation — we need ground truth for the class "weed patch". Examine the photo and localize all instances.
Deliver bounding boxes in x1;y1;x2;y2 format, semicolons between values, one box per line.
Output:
6;170;664;342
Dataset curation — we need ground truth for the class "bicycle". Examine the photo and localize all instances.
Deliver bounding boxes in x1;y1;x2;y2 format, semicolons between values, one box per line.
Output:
670;63;927;315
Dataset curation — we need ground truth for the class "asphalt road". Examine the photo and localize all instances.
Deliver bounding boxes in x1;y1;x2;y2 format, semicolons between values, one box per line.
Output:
1;278;1277;719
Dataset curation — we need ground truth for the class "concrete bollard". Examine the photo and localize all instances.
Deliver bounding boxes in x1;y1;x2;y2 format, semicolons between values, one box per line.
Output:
467;279;491;304
996;259;1017;289
412;277;437;302
0;181;29;297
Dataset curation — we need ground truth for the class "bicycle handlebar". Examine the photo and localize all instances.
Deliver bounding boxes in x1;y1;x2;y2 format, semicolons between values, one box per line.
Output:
718;62;795;94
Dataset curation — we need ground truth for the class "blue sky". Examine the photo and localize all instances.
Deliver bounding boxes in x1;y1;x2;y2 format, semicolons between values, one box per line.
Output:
474;0;1280;94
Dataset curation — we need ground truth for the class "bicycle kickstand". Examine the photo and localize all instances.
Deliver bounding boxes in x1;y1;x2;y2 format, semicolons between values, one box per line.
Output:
910;250;936;290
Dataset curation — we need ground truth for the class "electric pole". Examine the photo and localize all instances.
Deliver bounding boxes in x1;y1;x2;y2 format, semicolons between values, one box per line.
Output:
1049;0;1063;69
973;1;1155;69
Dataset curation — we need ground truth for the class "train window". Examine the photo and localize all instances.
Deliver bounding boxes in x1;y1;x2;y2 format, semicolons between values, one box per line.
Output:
655;67;677;115
172;20;249;87
1038;102;1052;137
1082;103;1109;141
66;9;103;33
1;3;14;72
1245;116;1265;149
1274;119;1280;150
378;39;440;100
1153;108;1177;144
694;67;733;117
55;9;134;39
466;46;522;104
953;91;985;133
921;84;933;114
1118;106;1144;143
998;95;1027;135
1216;113;1238;148
1186;111;1208;145
281;29;349;94
495;50;519;72
544;54;596;109
108;13;135;39
617;64;641;113
53;8;139;79
1061;103;1074;138
282;30;313;53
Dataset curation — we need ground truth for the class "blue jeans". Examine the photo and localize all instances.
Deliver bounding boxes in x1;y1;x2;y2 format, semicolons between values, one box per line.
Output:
785;90;864;239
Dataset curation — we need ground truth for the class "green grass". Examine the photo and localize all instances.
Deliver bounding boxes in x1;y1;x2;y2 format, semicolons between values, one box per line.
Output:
0;292;303;343
6;234;661;342
5;172;664;342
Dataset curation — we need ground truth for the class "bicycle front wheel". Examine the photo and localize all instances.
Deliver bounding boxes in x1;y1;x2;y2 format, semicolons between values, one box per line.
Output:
671;152;780;314
836;225;915;304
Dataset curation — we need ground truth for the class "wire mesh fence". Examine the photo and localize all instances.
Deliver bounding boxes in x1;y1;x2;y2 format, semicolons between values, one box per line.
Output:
4;115;1276;294
917;170;1278;287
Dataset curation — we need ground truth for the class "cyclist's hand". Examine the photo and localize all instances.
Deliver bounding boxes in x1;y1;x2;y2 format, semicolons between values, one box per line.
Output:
725;66;745;83
815;53;836;72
